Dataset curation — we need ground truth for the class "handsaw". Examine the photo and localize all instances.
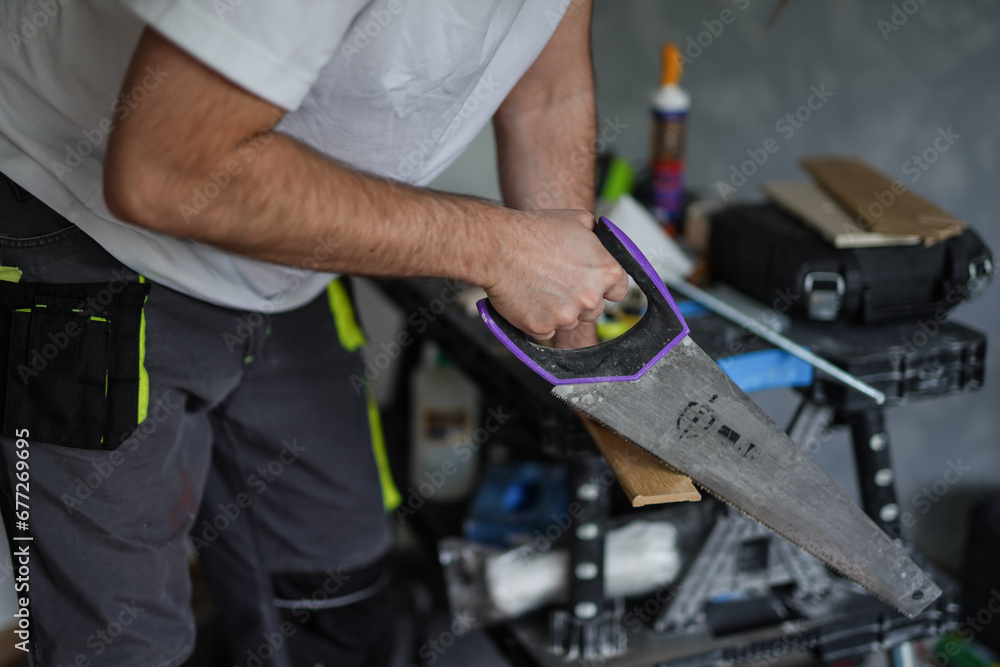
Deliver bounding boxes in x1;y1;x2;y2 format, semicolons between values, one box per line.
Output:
477;217;941;617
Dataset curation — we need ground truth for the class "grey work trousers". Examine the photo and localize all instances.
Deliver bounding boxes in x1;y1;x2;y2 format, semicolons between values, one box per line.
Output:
0;174;393;667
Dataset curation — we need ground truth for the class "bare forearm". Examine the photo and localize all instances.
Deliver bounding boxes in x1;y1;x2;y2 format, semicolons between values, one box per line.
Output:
494;0;596;212
106;27;626;339
495;92;596;212
116;131;510;286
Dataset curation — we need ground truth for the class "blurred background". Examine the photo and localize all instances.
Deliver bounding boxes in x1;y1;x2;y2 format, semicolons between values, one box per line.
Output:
360;0;1000;574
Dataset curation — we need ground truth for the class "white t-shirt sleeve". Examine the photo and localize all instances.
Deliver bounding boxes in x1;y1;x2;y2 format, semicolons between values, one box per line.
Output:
120;0;369;111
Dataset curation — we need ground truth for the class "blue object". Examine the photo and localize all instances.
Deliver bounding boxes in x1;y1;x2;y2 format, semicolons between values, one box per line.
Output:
716;348;813;394
465;462;568;548
677;300;709;318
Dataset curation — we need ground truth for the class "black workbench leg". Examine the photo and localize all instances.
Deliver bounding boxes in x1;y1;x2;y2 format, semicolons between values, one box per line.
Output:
549;455;626;660
568;455;610;620
849;409;903;538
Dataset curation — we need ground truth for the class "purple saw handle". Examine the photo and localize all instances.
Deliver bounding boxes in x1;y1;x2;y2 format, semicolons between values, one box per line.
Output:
476;216;689;385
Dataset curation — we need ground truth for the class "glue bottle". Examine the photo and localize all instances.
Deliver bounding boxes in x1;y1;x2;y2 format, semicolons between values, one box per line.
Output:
410;343;480;502
650;43;689;234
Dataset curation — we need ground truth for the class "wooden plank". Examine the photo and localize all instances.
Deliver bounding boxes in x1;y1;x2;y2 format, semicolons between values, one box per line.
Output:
800;156;965;245
582;418;701;507
761;181;921;248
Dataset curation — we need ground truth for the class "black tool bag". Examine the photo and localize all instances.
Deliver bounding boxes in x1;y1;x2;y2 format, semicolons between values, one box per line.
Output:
0;279;150;450
709;204;994;324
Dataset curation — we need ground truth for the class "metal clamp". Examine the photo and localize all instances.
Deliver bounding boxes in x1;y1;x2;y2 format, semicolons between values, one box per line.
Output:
968;256;994;295
803;271;845;321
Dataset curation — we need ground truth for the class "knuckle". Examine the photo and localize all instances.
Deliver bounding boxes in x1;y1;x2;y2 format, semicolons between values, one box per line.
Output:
577;292;601;311
524;316;544;335
574;211;596;228
555;305;579;328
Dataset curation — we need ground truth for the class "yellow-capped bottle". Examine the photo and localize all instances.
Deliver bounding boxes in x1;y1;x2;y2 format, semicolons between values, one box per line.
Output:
650;43;690;235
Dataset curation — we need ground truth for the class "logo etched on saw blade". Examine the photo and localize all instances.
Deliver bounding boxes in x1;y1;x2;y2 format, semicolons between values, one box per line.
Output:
676;394;758;460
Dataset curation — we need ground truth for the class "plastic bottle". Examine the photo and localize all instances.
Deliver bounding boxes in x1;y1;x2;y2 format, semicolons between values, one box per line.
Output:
650;42;690;235
410;343;480;502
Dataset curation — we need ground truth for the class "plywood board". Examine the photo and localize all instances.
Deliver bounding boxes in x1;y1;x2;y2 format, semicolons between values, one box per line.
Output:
800;156;965;245
762;181;921;248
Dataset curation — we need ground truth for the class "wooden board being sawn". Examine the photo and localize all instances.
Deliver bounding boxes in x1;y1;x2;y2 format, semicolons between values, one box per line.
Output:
582;418;701;506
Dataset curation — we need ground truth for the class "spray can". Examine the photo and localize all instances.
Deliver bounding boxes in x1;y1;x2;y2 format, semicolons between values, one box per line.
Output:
650;43;689;234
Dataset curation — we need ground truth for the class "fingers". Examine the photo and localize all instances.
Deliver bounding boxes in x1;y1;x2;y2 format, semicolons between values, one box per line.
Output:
529;328;556;341
551;322;599;350
573;210;596;230
604;269;630;302
555;320;580;332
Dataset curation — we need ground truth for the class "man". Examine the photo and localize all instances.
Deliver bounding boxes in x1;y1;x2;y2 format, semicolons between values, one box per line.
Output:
0;0;627;664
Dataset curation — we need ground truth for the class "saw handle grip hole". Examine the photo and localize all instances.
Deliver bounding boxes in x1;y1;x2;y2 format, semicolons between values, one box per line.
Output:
477;217;689;385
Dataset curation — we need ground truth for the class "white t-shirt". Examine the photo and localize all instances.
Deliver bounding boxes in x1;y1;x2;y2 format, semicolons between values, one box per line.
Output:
0;0;566;311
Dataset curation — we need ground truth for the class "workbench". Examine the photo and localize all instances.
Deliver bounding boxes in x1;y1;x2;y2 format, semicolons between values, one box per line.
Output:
374;277;976;667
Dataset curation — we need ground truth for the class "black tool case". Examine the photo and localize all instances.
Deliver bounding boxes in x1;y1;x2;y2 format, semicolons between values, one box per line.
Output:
709;204;994;325
685;310;986;412
793;318;987;411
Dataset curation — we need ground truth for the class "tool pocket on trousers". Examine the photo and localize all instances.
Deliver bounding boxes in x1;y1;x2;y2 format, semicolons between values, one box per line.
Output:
0;279;151;450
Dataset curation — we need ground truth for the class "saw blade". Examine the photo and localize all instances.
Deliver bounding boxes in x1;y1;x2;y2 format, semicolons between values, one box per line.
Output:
552;334;941;617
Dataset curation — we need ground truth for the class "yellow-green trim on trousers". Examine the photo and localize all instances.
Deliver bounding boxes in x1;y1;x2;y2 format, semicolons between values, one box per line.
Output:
137;275;150;424
327;279;402;511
